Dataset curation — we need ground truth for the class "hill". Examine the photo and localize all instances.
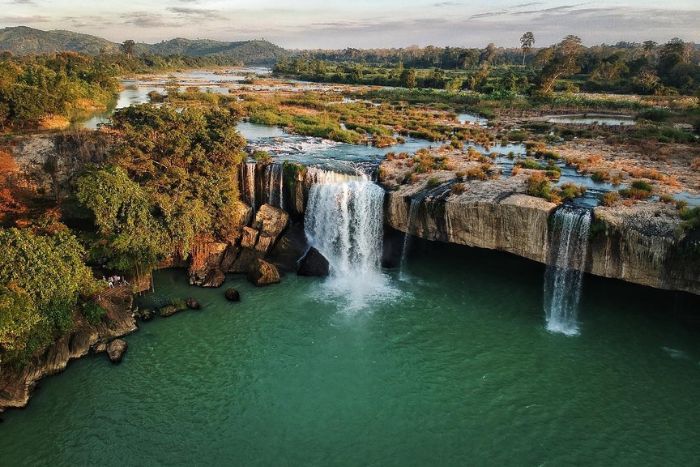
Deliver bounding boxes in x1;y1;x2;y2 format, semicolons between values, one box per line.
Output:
0;27;287;64
0;26;119;55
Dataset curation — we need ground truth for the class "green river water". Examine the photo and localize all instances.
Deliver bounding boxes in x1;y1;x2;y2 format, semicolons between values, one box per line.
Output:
1;242;699;466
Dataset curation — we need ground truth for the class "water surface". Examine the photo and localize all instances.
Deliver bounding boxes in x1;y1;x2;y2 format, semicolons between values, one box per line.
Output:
1;243;698;466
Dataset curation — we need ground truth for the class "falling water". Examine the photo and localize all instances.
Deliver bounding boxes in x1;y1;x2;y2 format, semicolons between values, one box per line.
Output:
264;163;284;209
543;206;592;336
241;162;257;213
304;169;396;309
399;197;421;280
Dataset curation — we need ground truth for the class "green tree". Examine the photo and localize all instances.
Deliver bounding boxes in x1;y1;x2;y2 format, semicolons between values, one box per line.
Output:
535;35;583;93
520;32;535;65
400;68;417;89
121;40;136;58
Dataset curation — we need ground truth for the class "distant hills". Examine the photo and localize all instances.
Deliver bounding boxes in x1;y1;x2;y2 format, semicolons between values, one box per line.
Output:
0;26;288;64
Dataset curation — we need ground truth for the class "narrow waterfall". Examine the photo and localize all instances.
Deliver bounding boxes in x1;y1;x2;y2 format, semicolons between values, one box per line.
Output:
242;162;256;213
304;169;396;309
543;206;592;336
399;197;421;280
263;163;284;209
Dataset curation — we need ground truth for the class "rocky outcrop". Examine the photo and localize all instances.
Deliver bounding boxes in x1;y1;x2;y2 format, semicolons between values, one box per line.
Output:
588;203;699;294
247;259;281;286
385;177;556;264
297;247;330;277
188;240;228;287
385;179;699;295
0;287;136;413
106;339;128;364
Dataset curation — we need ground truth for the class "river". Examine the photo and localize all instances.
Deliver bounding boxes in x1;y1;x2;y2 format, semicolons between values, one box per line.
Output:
1;241;699;466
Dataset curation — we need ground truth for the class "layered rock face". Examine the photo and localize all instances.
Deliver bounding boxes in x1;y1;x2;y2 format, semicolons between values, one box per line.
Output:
0;288;137;412
385;177;556;264
187;203;290;287
385;180;699;295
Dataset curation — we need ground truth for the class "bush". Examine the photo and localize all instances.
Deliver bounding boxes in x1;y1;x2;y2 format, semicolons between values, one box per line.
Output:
426;177;441;188
600;191;621;206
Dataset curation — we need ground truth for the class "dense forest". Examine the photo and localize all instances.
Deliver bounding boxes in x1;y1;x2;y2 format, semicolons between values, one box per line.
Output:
275;36;700;96
0;102;246;367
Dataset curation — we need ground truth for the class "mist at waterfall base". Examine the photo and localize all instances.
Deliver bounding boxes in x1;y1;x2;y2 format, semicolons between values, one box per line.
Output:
2;242;700;465
543;207;592;336
304;176;399;310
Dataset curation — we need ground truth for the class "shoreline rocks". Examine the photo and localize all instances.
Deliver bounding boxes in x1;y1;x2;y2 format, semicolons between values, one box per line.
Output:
106;339;128;364
297;247;330;277
225;288;241;302
247;259;281;286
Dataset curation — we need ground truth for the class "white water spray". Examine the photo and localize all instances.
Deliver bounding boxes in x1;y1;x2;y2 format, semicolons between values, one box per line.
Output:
543;206;592;336
304;169;396;310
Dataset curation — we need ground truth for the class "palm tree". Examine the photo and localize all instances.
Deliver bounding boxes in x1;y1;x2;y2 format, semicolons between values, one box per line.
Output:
520;32;535;66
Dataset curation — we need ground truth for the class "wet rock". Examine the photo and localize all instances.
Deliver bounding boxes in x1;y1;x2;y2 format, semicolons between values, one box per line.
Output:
297;247;330;277
185;298;202;310
247;259;281;287
136;308;155;322
229;248;261;274
224;288;241;302
189;241;228;287
267;223;309;272
201;268;225;288
220;244;240;272
106;339;128;364
158;305;179;318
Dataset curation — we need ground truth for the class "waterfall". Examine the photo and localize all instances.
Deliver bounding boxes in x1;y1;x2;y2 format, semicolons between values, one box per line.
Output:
305;167;368;184
242;162;256;213
543;206;592;336
399;197;421;280
264;163;284;209
304;169;396;310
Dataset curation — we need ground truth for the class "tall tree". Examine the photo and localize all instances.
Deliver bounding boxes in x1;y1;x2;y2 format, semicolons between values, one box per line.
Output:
520;32;535;66
121;40;136;58
535;35;583;93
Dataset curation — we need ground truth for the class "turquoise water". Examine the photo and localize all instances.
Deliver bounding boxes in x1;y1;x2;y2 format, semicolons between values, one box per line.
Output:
1;242;699;466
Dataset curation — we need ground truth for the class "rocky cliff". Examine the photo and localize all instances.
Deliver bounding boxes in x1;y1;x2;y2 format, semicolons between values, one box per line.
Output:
385;178;699;295
0;288;137;413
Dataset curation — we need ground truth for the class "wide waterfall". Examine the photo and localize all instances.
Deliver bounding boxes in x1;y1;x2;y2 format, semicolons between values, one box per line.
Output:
543;206;592;336
304;169;396;310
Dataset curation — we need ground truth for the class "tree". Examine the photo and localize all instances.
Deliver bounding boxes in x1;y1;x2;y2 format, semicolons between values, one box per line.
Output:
480;43;497;65
520;32;535;65
400;68;417;89
535;35;583;93
76;166;169;277
121;40;136;58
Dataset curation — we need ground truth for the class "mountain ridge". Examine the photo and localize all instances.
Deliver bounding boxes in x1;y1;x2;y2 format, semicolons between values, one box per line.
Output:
0;26;287;64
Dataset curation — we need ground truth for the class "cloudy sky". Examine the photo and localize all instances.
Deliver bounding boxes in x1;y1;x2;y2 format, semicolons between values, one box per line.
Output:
2;0;699;48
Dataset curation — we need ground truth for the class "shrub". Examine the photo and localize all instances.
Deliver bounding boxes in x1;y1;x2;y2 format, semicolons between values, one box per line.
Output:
600;191;621;207
559;183;586;201
426;177;441;188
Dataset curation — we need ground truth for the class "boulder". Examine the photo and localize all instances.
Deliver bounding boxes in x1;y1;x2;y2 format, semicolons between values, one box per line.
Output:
185;298;202;310
200;268;225;288
252;204;289;253
136;308;155;321
158;305;179;318
297;247;330;277
241;227;259;249
224;288;241;302
229;248;261;273
247;259;281;287
267;223;309;271
93;342;107;353
106;339;128;364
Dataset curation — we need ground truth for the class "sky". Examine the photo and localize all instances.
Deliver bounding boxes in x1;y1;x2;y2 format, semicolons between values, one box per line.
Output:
1;0;699;49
